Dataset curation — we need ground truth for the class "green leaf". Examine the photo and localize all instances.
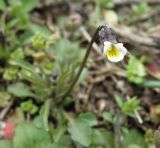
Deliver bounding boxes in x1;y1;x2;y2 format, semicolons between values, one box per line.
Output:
53;39;85;70
21;0;39;12
20;100;38;114
32;34;46;49
97;0;114;8
19;30;33;45
18;69;46;87
49;134;72;148
34;88;50;102
123;129;147;148
29;23;51;37
45;143;64;148
56;70;71;91
122;97;141;117
102;112;114;124
127;56;146;84
132;2;150;16
40;99;51;131
7;82;35;98
77;68;88;85
9;60;38;77
92;129;106;146
141;80;160;88
79;112;98;126
33;116;43;128
68;117;92;147
10;48;25;60
53;124;66;143
91;129;115;147
8;0;21;6
0;140;12;148
115;95;123;108
13;122;51;148
9;60;47;86
0;0;6;10
53;135;72;148
3;66;18;80
11;4;29;27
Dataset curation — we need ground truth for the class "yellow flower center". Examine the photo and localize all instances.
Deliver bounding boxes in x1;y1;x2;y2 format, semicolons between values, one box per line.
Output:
106;45;121;58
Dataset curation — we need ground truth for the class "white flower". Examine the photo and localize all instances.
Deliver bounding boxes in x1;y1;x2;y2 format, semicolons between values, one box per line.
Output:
103;41;127;62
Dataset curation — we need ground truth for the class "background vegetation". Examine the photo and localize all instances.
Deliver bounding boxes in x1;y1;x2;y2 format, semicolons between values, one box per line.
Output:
0;0;160;147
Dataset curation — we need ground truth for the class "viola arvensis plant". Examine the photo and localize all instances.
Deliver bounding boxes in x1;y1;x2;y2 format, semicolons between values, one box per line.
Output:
63;25;128;98
103;41;127;62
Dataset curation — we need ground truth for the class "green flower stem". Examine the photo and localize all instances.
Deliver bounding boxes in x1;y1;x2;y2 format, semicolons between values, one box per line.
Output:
62;25;104;99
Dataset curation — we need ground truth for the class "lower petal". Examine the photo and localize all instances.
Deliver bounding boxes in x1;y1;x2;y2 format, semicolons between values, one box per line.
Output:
107;53;124;62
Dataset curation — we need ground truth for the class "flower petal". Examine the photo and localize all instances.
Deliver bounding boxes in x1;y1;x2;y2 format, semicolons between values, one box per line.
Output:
103;41;112;54
104;41;112;46
107;53;124;62
106;46;124;62
103;42;127;62
115;43;127;56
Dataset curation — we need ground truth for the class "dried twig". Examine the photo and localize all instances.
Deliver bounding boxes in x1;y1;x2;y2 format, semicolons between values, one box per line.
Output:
112;26;159;47
0;100;14;120
127;9;160;25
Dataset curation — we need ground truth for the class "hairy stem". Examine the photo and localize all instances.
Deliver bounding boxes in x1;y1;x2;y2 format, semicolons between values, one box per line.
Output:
62;26;104;99
114;109;123;148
